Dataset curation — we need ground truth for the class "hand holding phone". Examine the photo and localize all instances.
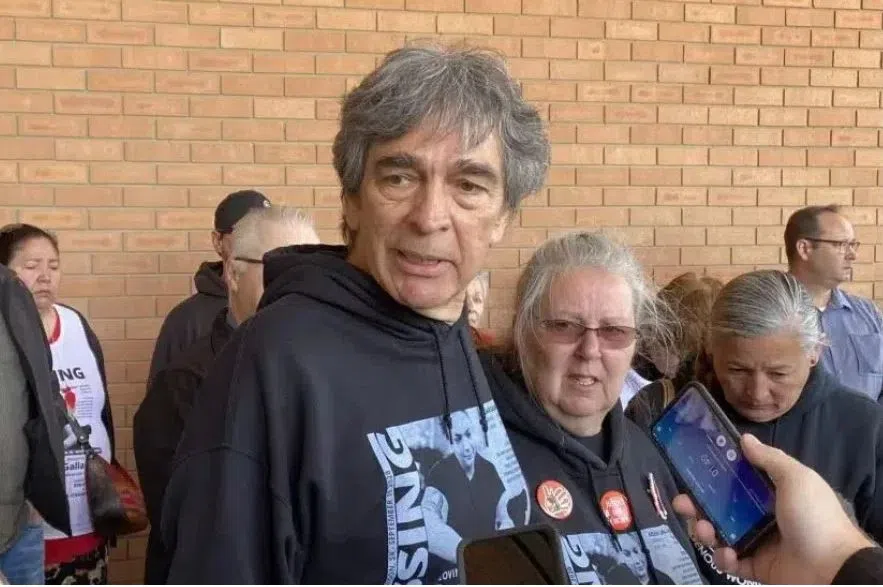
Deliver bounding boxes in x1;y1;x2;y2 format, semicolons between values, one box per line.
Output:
649;382;777;556
673;434;876;585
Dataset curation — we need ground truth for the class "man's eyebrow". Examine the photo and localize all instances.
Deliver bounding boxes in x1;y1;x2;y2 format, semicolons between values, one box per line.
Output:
374;154;419;170
455;159;500;185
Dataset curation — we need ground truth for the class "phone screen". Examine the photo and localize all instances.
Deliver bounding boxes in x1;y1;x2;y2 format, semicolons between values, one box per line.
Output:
458;525;568;584
651;385;775;549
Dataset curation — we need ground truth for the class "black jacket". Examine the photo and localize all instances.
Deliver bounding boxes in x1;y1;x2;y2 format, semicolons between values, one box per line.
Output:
697;366;883;585
161;245;530;584
835;547;883;584
147;261;226;383
0;266;70;535
134;309;234;584
481;352;705;585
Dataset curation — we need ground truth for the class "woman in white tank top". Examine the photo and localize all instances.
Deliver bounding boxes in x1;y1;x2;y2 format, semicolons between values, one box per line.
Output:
4;224;116;585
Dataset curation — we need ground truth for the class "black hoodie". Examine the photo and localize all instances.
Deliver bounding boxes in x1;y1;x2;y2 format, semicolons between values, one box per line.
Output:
161;246;530;584
147;261;226;383
480;353;705;585
696;365;883;585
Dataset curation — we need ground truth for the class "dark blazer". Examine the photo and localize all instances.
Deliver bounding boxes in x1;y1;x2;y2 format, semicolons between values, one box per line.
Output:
0;265;70;535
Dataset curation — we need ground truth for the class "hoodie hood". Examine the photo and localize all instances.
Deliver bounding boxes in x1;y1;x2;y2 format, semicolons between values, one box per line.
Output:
483;353;627;474
261;244;487;438
193;261;226;298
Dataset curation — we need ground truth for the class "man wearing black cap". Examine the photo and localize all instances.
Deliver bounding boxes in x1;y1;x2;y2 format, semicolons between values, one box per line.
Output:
146;190;270;383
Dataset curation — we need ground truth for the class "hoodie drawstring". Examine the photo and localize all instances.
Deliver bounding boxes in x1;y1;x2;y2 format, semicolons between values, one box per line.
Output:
433;331;455;442
459;330;489;445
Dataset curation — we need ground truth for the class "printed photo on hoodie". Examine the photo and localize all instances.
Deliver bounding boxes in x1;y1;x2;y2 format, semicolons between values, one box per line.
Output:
368;401;529;584
561;526;702;585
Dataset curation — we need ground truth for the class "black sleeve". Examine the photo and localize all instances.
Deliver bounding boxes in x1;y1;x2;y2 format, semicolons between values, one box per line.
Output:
833;546;883;584
133;366;200;531
161;322;301;584
147;316;177;386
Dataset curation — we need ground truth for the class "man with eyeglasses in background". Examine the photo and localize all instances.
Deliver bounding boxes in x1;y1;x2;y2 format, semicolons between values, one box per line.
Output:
785;204;883;401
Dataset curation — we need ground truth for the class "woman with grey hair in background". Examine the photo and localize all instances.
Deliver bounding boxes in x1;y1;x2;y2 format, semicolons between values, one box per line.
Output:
693;269;883;585
480;231;705;585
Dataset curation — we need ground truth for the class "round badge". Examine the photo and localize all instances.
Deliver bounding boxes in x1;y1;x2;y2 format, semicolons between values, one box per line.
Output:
600;490;633;532
536;480;573;520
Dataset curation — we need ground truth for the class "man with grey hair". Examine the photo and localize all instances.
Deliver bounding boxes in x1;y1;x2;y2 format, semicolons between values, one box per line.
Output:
134;206;318;584
162;43;548;584
784;205;883;401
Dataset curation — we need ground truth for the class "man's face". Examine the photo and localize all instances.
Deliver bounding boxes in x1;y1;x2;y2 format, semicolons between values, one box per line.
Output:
465;278;487;327
344;123;510;322
798;212;856;288
450;412;477;472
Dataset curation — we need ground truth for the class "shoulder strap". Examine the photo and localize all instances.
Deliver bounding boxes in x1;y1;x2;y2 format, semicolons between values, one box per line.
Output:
59;402;94;453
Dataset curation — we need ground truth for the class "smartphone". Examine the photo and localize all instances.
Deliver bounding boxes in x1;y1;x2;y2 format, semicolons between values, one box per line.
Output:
650;381;777;556
457;524;568;585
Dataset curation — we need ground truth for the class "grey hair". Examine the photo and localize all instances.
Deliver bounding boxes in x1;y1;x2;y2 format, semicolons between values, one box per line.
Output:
512;231;672;394
710;270;823;353
230;206;318;276
332;42;550;245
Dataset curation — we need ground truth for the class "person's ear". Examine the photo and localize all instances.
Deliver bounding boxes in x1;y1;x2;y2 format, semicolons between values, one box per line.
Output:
796;238;813;262
808;343;822;367
211;231;224;258
342;191;361;235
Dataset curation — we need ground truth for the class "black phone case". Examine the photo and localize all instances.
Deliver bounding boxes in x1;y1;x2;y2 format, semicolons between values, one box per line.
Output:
648;381;777;557
456;522;568;585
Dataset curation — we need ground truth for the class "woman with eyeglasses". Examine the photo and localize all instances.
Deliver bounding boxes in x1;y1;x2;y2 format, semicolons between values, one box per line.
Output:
0;224;115;585
479;231;704;585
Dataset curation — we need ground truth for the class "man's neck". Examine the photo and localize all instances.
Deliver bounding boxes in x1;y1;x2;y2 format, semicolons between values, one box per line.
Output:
790;268;834;310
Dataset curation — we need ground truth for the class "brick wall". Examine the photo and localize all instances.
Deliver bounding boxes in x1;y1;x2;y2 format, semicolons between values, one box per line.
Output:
2;0;882;582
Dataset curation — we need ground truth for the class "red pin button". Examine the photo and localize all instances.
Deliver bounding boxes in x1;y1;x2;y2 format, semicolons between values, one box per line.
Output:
536;480;573;520
600;490;633;532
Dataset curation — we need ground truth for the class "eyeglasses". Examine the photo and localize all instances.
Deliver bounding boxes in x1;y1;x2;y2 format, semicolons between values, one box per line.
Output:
803;238;861;254
539;319;637;349
234;256;263;265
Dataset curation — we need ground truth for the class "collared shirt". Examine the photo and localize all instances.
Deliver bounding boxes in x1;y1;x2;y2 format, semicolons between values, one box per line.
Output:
620;368;651;407
819;287;883;401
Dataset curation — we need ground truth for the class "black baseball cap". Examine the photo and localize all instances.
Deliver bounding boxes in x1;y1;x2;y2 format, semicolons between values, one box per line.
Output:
214;190;271;233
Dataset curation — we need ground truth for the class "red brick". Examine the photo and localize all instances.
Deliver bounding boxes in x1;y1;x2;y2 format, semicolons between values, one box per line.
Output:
508;58;550;79
709;106;759;125
0;185;52;206
860;30;883;49
832;168;875;185
125;140;189;162
711;24;761;44
809;107;855;126
0;0;50;17
124;232;188;252
189;49;251;72
632;40;683;62
858;109;883;126
812;29;858;47
20;162;87;184
607;20;657;40
763;26;810;46
54;0;119;20
836;10;882;28
659;63;710;84
377;10;435;32
707;226;756;245
709;187;757;207
710;146;758;166
253;98;314;119
255;6;315;28
684;126;733;145
782;168;829;186
317;8;377;31
631;167;682;186
522;0;576;15
832;128;877;146
190;3;252;26
86;23;154;45
90;162;156;184
630;206;680;226
655;227;706;246
811;68;858;87
191;142;253;163
125;274;190;296
605;104;656;124
733;207;781;226
761;66;809;85
573;207;629;227
685;45;735;65
406;0;462;11
0;136;52;159
733;167;780;186
89;209;154;230
738;6;786;25
94;253;158;275
0;162;16;182
122;47;187;70
158;164;222;185
155;24;218;48
656;105;707;125
157;119;219;140
53;45;121;67
90;117;155;139
760;107;808;126
0;40;49;65
286;165;338;186
255;144;316;164
578;124;631;144
155;71;219;94
833;87;879;107
551;17;604;38
124;94;187;116
18;115;85;138
16;18;84;41
856;149;883;166
56;139;122;161
859;70;883;87
711;65;760;85
578;0;630;18
285;119;338;142
604;61;656;82
687;4;735;24
683;166;732;186
736;86;784;105
785;47;833;66
19;207;86;228
761;147;808;166
224;165;285;186
783;128;831;145
124;187;187;207
659;22;708;43
316;53;376;75
285;30;345;52
221;27;283;51
189;96;252;118
55;186;121;206
633;1;684;22
123;0;186;23
60;275;125;297
786;8;834;27
16;67;84;90
88;70;154;92
806;147;851;166
344;32;405;54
